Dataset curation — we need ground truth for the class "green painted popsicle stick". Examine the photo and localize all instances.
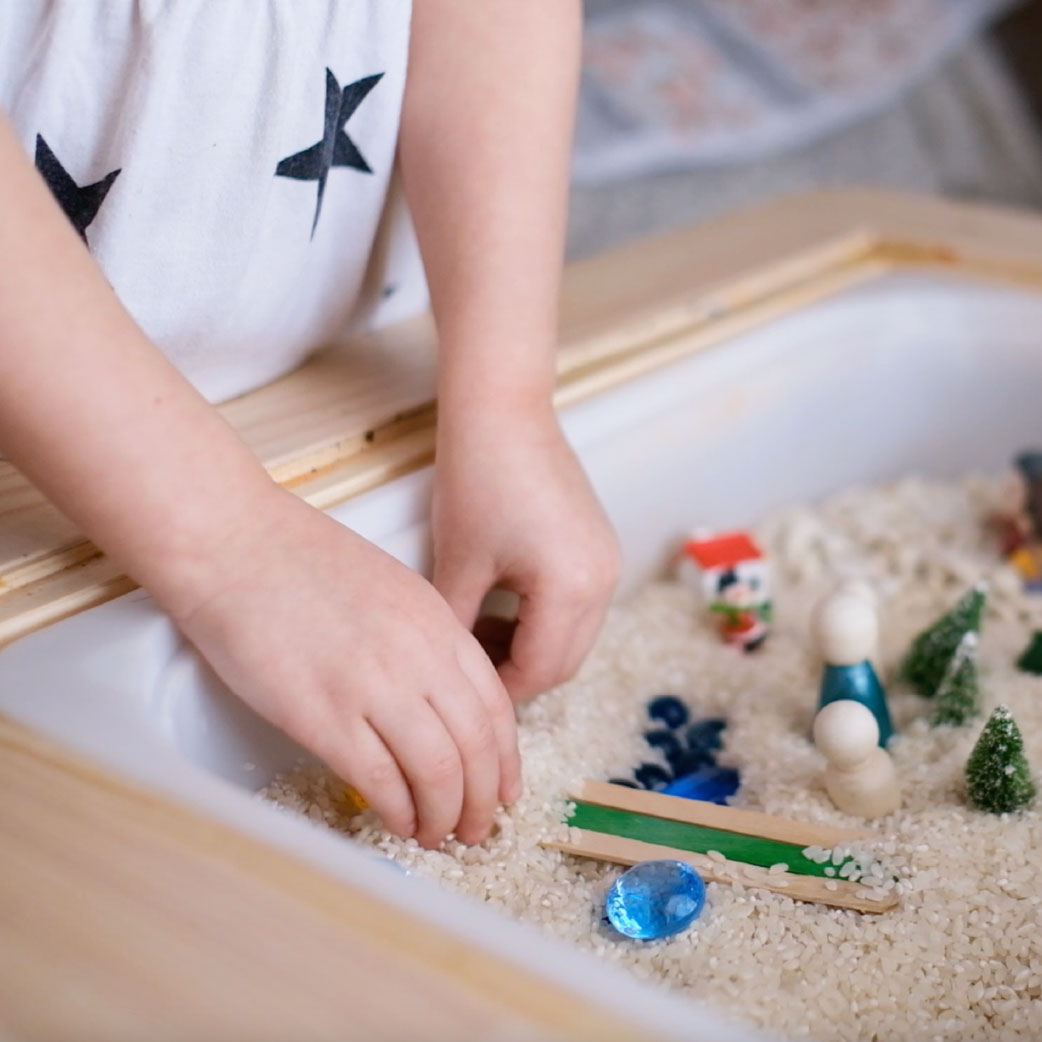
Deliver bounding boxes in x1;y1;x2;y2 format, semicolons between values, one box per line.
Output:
568;801;849;878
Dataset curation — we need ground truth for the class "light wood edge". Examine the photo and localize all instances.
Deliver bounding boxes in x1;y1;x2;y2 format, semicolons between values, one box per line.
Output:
289;425;435;510
0;715;655;1042
0;556;135;646
546;830;898;915
270;400;436;488
554;255;886;409
574;780;871;849
554;227;879;377
0;256;884;647
873;241;1042;291
0;539;99;590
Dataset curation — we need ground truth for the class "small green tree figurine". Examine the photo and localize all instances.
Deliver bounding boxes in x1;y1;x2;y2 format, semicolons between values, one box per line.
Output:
901;582;987;697
931;632;981;727
965;706;1036;814
1016;631;1042;675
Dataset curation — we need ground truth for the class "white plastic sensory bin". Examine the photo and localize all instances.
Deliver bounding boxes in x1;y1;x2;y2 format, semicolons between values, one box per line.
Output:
4;196;1042;1039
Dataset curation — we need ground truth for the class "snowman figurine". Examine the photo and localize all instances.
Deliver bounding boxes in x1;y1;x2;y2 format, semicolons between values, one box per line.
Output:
811;585;893;746
680;530;772;651
813;700;900;819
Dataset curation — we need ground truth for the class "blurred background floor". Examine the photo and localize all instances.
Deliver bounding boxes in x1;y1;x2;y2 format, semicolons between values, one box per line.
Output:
568;1;1042;258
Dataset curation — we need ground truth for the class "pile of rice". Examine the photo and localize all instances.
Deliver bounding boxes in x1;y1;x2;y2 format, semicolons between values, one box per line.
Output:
263;476;1042;1041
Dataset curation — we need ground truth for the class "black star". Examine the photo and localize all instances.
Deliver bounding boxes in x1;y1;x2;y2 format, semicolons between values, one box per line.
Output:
276;68;383;238
34;135;120;244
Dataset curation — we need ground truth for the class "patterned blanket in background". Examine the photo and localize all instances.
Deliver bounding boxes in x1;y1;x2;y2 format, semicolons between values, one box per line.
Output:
575;0;1017;182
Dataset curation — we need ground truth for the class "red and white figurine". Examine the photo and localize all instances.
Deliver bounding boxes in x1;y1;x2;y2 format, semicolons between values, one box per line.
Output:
679;530;772;651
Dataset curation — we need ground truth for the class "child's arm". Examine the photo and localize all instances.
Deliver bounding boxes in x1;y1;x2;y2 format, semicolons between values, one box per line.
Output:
401;1;621;701
0;115;519;847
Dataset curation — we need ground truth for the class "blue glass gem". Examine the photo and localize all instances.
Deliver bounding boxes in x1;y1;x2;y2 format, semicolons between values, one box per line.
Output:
647;695;689;729
633;763;673;791
644;729;683;761
818;661;893;746
662;764;740;804
686;718;727;754
605;860;706;940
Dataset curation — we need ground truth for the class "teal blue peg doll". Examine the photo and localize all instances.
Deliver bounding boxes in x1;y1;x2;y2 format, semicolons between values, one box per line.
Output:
811;583;893;747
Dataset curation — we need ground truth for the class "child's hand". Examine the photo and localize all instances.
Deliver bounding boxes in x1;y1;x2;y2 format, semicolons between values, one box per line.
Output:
170;488;521;848
400;0;595;697
432;403;621;702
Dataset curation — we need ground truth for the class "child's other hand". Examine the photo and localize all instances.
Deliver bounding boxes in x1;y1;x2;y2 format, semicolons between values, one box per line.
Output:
169;488;521;848
432;403;621;702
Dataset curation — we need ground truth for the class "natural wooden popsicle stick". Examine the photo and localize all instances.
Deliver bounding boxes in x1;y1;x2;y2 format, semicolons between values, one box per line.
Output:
573;780;871;849
547;829;898;915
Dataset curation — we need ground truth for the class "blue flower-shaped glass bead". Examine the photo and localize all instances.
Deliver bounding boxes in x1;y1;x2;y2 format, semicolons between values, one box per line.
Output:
644;728;684;761
633;763;673;791
647;695;689;729
686;718;726;755
667;748;715;777
604;860;706;940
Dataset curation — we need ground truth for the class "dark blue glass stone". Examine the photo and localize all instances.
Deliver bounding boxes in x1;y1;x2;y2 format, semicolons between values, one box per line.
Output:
647;695;690;729
662;765;740;804
644;729;683;761
686;718;727;753
605;860;706;940
608;778;639;789
666;748;714;776
633;763;673;791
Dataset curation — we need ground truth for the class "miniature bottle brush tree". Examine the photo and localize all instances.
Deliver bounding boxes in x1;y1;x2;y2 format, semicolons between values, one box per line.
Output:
902;583;987;697
965;706;1036;814
930;632;981;727
1016;630;1042;675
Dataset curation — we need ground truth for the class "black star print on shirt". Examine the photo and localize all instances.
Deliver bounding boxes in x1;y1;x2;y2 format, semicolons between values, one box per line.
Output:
34;135;121;245
276;68;384;238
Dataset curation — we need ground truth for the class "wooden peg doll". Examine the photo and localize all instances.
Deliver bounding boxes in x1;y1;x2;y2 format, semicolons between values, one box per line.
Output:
811;588;893;746
813;700;900;819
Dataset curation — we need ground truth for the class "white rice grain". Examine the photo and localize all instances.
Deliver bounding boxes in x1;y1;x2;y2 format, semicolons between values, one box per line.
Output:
261;475;1042;1042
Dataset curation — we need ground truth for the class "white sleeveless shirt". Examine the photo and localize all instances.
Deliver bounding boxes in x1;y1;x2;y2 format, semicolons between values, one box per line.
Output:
0;0;426;404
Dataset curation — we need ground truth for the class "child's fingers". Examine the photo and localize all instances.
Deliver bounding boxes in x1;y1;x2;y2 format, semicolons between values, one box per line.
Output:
498;589;577;702
483;681;523;805
556;603;611;691
500;587;609;703
429;686;501;844
487;687;523;805
334;719;417;839
371;701;464;848
455;638;522;805
434;558;524;804
433;555;490;630
499;543;618;701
